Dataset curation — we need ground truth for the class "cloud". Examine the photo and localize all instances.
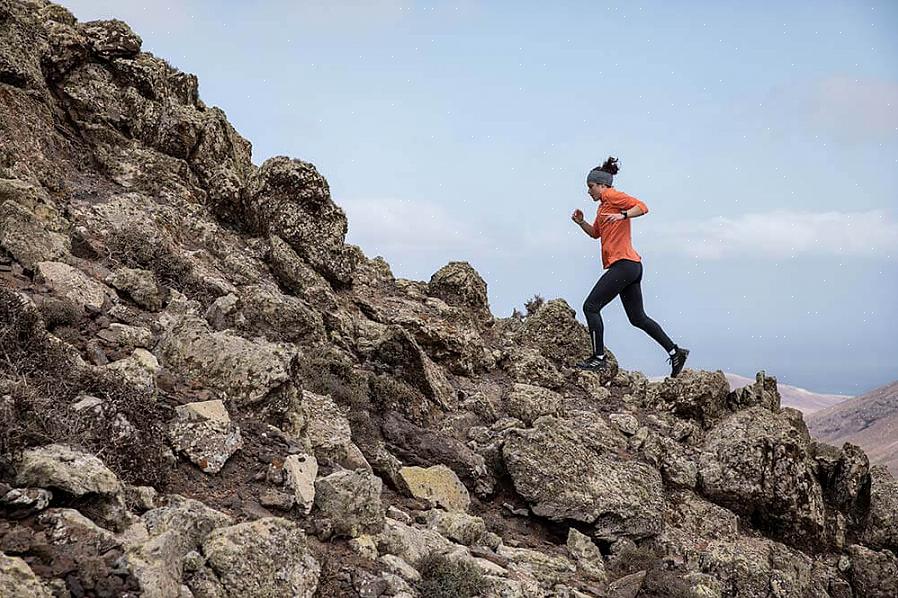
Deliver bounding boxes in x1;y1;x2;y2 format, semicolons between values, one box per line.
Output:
641;209;898;260
339;197;489;256
807;75;898;142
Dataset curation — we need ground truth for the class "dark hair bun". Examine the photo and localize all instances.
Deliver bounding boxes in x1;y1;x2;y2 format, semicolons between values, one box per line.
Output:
599;156;619;175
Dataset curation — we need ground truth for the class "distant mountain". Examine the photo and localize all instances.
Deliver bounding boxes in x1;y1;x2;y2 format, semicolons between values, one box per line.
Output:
649;372;852;414
806;380;898;476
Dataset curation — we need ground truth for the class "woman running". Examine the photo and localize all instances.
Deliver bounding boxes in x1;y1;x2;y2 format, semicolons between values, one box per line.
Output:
571;156;689;377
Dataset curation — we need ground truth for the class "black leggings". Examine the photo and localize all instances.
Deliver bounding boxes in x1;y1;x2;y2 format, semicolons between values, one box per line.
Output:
582;259;676;356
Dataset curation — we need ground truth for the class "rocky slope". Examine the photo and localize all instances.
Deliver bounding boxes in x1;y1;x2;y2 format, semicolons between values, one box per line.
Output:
807;381;898;477
1;2;897;597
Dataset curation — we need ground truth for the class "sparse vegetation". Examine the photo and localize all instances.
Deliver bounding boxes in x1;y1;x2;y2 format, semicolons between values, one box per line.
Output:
416;551;488;598
106;227;220;306
297;344;369;410
0;288;171;486
35;296;81;329
524;294;545;316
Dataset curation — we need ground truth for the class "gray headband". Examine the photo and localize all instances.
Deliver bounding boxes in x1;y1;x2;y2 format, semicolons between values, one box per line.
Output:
587;169;613;186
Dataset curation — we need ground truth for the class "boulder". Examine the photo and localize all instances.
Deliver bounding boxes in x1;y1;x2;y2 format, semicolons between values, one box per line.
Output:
35;260;110;311
501;347;566;389
861;465;898;552
0;553;53;598
846;544;898;598
422;509;486;546
566;528;607;582
502;414;663;539
168;400;242;474
106;348;159;391
518;298;590;367
15;444;121;496
427;261;492;324
248;156;357;285
283;453;318;515
698;406;826;547
398;465;471;513
371;326;456;412
157;313;297;406
80;19;142;59
105;267;167;311
314;469;385;538
201;517;321;597
503;383;563;425
725;370;781;412
0;200;69;269
646;370;731;429
376;517;457;565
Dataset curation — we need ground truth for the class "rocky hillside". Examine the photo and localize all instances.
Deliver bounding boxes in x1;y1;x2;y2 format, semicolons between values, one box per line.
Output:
1;2;897;597
808;381;898;477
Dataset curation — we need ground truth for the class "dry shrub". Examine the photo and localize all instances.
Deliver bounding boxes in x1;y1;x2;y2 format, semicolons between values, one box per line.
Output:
416;552;487;598
106;227;219;306
608;543;659;577
0;288;171;486
297;345;369;410
524;294;545;316
35;296;81;329
608;543;693;598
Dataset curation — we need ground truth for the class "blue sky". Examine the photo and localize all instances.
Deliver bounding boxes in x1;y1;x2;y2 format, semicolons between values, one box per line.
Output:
63;1;898;395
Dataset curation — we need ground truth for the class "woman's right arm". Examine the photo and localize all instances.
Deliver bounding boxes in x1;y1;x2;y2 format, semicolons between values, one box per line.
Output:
577;219;598;238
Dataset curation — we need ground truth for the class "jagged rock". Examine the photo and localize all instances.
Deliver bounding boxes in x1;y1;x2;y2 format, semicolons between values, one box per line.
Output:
371;325;456;413
861;465;898;552
283;453;318;515
846;544;898;598
80;19;142;58
0;553;53;598
201;517;321;597
15;444;122;496
376;517;459;564
518;298;590;367
379;554;421;582
314;469;385;538
566;528;607;582
382;412;495;496
503;383;563;425
106;348;159;391
0;487;52;518
502;414;663;540
248;156;357;285
157;313;297;405
427;261;492;324
398;465;471;512
266;234;339;305
609;412;640;436
640;432;699;489
502;347;566;389
300;389;358;465
646;369;731;429
727;371;783;413
168;400;242;474
236;284;326;343
497;544;576;587
422;509;486;546
0;199;69;269
607;570;646;598
698;406;826;546
96;323;153;349
35;260;111;311
812;440;870;533
259;489;294;511
105;267;167;311
349;534;379;561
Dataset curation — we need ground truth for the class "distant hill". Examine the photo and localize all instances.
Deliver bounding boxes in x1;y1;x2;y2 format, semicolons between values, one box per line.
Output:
806;380;898;476
649;372;852;414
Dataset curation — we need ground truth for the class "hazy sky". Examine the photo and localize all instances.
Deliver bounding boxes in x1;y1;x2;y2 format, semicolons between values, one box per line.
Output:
62;1;898;395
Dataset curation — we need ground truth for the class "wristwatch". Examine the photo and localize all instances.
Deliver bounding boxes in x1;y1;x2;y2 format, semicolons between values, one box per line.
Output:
621;210;629;219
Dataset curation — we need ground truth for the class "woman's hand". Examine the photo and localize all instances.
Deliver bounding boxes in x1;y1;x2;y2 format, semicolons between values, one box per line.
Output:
571;208;584;224
603;212;626;223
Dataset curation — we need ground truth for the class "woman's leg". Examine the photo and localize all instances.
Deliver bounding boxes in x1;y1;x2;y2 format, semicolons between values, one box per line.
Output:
582;260;641;356
619;264;677;353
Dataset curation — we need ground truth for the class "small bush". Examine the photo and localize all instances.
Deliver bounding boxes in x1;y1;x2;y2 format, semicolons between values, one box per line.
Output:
524;294;545;316
0;287;171;486
608;543;659;577
297;345;369;410
106;228;219;306
416;552;487;598
36;296;81;329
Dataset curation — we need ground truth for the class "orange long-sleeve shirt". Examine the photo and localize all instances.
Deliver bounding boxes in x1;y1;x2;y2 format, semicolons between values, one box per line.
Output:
592;188;649;269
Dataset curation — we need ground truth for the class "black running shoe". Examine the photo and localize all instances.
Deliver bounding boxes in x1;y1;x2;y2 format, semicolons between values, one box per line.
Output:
667;347;689;378
576;355;611;373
